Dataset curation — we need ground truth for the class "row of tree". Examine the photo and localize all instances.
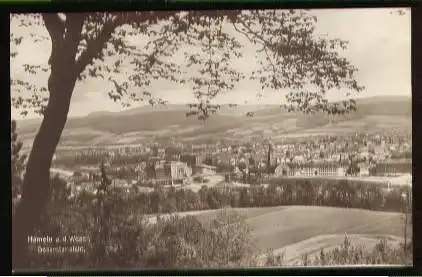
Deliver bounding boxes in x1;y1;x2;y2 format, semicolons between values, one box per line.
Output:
113;177;412;214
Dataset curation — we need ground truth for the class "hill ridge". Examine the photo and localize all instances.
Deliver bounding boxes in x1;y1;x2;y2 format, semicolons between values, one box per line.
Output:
15;95;411;147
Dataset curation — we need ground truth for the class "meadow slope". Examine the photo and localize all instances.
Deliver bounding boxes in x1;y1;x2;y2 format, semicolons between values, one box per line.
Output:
148;205;408;258
257;234;405;266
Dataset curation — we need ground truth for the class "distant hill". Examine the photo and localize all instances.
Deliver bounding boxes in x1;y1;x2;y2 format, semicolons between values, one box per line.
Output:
16;96;411;147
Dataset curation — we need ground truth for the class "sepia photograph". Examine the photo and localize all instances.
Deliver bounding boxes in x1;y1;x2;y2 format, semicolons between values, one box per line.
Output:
11;8;412;270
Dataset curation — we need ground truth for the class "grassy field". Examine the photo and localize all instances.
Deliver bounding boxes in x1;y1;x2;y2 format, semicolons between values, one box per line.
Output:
256;234;405;266
150;205;408;259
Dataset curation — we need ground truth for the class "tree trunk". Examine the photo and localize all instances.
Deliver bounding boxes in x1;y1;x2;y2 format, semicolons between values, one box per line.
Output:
12;13;86;269
12;69;77;269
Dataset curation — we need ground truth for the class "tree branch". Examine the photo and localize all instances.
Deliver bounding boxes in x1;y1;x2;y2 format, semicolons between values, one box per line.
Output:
75;11;195;79
75;20;118;77
231;22;266;48
262;45;278;76
63;13;86;65
74;11;164;76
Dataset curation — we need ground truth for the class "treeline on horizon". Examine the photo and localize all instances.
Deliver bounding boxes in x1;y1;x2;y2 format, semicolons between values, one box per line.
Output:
143;179;411;214
66;175;412;215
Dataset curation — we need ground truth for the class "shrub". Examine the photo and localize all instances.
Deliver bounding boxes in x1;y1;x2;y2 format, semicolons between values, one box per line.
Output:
28;182;255;269
264;249;286;267
301;234;413;266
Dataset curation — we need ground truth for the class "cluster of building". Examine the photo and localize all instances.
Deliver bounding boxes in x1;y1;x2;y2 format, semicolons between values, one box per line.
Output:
53;131;412;191
274;161;352;177
371;158;412;176
138;154;218;185
144;160;192;185
274;159;412;178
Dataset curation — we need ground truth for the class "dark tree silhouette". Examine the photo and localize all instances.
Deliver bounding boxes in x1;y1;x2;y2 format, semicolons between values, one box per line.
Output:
11;120;27;206
11;10;364;268
92;162;112;267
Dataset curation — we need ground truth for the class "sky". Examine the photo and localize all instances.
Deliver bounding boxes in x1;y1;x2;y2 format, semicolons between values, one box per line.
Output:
10;8;411;120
